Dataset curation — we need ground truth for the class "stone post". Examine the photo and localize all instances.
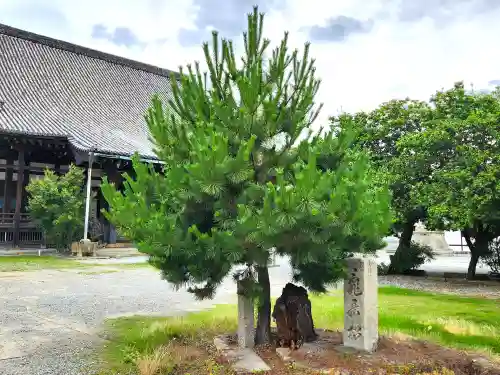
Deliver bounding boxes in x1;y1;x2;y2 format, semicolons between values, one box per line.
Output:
237;281;255;349
343;256;378;352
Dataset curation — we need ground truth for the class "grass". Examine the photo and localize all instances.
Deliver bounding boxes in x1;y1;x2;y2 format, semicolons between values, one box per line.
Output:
99;286;500;374
101;307;238;375
0;255;154;272
313;287;500;355
77;269;120;275
0;255;90;272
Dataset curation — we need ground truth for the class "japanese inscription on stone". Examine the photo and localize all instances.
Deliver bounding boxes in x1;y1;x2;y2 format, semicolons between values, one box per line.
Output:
346;269;363;297
346;298;360;317
346;324;362;340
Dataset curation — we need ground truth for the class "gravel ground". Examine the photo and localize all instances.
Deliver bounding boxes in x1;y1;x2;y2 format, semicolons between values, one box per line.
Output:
379;275;500;298
0;267;239;375
0;265;292;375
1;263;498;375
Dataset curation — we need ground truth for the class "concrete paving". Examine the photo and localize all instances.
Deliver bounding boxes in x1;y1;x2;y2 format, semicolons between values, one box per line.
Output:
375;251;489;275
82;251;491;275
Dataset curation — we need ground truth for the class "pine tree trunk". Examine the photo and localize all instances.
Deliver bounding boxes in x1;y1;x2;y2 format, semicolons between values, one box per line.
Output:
388;219;415;274
255;265;271;345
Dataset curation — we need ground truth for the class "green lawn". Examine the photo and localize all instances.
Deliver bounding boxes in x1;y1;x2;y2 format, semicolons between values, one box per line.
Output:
0;255;89;272
0;255;153;272
100;286;500;374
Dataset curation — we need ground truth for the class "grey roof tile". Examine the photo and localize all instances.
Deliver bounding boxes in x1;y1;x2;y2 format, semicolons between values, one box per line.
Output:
0;24;178;158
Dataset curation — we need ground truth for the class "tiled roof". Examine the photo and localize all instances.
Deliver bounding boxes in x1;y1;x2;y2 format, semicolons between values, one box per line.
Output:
0;24;178;158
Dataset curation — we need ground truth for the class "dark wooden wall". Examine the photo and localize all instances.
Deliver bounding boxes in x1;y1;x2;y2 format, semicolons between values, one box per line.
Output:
0;134;134;248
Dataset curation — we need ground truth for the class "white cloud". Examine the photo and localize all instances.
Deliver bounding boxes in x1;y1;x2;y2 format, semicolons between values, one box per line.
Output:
1;0;499;129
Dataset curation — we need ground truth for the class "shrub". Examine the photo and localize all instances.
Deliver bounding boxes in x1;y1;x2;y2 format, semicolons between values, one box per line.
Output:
388;241;435;274
378;262;390;275
26;165;85;251
481;238;500;273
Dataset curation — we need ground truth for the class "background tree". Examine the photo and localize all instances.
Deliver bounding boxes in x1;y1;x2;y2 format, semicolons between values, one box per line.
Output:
331;99;434;273
398;82;500;279
26;165;85;251
102;7;392;344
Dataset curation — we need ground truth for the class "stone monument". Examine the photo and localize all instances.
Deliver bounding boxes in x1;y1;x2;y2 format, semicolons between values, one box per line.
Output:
73;238;98;257
237;280;255;349
412;222;452;255
343;257;378;352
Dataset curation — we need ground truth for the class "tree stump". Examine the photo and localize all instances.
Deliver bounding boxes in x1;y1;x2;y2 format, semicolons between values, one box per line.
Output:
272;283;317;350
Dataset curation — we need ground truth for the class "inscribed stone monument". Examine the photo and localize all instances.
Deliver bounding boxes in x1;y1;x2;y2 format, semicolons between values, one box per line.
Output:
343;257;378;352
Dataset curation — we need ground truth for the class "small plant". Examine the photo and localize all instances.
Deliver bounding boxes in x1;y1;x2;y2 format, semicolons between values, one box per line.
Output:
481;238;500;274
388;241;435;275
205;358;224;375
135;345;171;375
121;345;139;364
417;369;455;375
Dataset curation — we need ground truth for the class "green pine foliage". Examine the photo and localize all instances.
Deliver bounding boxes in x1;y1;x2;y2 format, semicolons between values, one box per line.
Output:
101;7;392;341
26;165;85;250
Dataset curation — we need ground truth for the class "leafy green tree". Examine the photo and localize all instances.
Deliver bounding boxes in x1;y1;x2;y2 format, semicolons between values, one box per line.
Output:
101;7;392;343
331;99;434;272
26;165;85;250
398;82;500;278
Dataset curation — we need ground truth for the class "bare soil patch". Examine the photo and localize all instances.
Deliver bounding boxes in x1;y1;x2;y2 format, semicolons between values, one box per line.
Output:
218;330;499;375
275;330;499;375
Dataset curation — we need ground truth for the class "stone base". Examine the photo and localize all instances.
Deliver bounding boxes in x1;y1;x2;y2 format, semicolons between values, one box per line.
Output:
71;239;98;257
275;344;331;374
275;329;344;373
213;335;270;373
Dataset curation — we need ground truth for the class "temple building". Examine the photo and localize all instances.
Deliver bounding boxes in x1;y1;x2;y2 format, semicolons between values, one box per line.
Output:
0;24;177;248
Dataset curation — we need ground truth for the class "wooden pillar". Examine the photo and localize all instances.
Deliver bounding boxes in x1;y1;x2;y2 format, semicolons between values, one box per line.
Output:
21;157;30;213
2;158;13;215
102;160;121;244
13;149;25;247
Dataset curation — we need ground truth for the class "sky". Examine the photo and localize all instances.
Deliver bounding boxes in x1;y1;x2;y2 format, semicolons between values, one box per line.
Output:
1;0;500;128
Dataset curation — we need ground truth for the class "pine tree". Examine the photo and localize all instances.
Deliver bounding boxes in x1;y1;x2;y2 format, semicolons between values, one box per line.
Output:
101;7;392;344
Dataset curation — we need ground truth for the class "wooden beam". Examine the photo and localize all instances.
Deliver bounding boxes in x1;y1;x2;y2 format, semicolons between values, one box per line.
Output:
0;133;68;147
13;149;25;247
0;164;46;173
0;162;73;174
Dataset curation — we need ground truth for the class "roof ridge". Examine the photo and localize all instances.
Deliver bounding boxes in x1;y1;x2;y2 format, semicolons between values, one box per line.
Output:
0;23;180;79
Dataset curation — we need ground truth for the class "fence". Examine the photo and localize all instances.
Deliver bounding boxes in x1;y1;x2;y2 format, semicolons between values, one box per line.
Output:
0;213;45;247
448;236;470;253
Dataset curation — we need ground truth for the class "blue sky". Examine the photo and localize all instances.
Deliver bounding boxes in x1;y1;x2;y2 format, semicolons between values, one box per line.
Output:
1;0;499;127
